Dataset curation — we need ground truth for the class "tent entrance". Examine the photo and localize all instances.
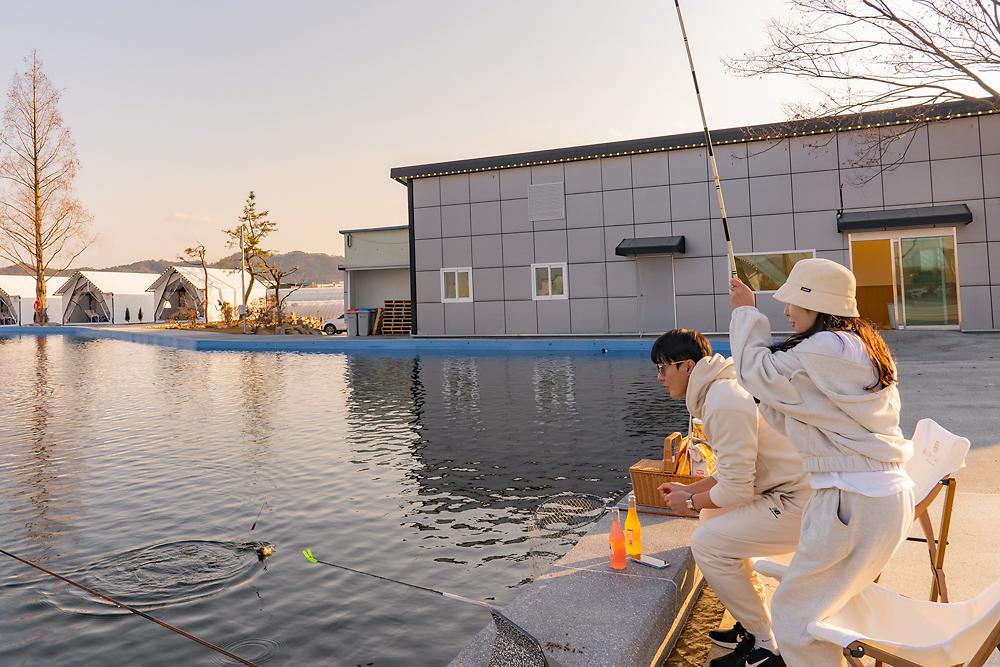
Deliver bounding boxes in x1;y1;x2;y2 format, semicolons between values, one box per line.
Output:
64;287;111;323
0;292;18;325
155;273;202;321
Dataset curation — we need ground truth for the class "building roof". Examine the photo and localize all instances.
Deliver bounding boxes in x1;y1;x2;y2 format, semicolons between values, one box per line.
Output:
390;98;999;183
339;225;409;234
54;271;159;296
0;274;68;298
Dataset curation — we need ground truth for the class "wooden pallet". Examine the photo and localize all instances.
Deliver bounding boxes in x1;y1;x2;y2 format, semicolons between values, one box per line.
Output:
378;299;411;335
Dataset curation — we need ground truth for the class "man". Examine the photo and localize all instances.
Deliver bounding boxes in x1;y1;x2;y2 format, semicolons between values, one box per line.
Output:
653;329;809;667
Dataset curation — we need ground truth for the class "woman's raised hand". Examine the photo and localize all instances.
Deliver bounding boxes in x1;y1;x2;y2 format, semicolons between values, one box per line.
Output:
729;277;756;309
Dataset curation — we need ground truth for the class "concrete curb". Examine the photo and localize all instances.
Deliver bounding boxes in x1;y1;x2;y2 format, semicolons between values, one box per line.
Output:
449;511;701;667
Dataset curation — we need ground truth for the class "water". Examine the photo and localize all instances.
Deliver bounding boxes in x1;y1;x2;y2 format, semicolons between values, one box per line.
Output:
0;335;689;666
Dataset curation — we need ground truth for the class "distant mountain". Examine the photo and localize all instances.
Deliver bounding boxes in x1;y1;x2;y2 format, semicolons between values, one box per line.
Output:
213;251;345;285
101;259;172;274
0;252;346;285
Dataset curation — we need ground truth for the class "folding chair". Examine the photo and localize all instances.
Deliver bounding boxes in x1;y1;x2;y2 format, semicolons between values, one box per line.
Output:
809;578;1000;667
752;419;970;602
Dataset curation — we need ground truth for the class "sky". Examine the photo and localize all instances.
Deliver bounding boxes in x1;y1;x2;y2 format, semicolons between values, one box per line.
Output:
0;0;817;267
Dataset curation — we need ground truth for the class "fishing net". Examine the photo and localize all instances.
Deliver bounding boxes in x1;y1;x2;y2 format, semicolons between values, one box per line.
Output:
531;493;607;537
527;492;607;584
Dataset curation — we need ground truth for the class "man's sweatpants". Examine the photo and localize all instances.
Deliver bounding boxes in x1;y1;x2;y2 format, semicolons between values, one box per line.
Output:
691;489;809;640
771;487;914;666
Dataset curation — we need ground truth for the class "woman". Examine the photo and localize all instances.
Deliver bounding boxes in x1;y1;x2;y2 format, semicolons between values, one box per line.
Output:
727;258;913;667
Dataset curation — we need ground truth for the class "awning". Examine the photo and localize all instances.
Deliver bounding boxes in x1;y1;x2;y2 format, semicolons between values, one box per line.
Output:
836;204;972;233
615;236;686;257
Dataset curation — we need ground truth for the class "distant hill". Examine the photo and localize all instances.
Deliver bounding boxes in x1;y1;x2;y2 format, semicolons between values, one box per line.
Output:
212;251;345;285
0;251;346;285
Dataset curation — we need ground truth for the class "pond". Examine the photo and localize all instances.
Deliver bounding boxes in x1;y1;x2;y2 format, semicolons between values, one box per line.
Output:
0;334;694;666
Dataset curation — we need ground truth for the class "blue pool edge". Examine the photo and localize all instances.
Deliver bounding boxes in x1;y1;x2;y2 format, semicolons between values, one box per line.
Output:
0;326;732;355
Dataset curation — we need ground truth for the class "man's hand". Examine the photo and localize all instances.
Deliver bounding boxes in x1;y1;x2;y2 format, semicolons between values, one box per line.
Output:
729;277;756;309
657;482;689;498
658;482;693;513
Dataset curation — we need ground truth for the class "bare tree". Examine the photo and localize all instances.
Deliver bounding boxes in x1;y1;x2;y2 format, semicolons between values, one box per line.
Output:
0;52;92;323
728;0;1000;117
179;242;210;323
257;256;300;333
726;1;1000;174
223;191;276;307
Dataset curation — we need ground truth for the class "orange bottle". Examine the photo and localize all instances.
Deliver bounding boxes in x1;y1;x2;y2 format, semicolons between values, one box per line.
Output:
609;508;627;570
625;492;643;559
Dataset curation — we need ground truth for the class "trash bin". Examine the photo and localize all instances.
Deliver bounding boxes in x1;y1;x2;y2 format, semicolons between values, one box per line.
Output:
345;310;359;337
357;309;372;336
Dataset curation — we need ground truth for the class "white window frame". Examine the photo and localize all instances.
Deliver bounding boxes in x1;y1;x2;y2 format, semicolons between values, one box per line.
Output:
734;249;816;294
440;267;473;303
531;262;569;300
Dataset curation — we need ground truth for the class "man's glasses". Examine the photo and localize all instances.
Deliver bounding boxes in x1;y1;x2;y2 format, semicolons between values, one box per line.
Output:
656;361;686;376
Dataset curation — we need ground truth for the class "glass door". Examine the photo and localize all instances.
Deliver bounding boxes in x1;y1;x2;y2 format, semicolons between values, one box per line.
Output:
849;229;960;329
896;234;959;327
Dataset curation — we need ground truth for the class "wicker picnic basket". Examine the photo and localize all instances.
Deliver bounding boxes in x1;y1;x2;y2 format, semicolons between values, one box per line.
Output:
629;431;714;515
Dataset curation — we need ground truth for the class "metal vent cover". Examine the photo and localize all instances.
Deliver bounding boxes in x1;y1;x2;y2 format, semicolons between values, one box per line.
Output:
528;182;565;222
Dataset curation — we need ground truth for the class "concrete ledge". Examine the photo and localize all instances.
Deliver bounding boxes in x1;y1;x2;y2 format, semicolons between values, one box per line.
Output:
450;512;700;667
0;326;731;356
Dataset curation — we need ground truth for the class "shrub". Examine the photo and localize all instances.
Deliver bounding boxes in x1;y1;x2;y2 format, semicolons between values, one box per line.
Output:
220;301;236;326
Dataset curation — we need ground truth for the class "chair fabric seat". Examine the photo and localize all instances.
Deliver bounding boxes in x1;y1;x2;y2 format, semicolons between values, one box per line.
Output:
809;578;1000;667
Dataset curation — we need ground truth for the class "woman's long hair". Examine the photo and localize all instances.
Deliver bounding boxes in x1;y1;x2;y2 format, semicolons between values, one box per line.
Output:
770;314;896;391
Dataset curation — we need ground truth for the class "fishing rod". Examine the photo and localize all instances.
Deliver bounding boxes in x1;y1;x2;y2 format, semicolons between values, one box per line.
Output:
673;0;738;280
301;549;496;609
0;548;260;667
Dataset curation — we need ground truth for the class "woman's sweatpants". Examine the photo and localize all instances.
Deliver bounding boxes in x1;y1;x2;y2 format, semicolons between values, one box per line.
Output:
690;489;808;640
771;487;914;666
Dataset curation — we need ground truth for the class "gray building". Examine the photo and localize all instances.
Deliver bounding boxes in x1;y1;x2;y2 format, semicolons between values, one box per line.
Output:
391;100;1000;335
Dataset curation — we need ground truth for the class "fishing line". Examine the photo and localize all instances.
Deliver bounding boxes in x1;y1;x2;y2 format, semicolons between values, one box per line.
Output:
249;500;267;533
301;549;554;667
301;549;495;609
673;0;738;279
0;548;260;667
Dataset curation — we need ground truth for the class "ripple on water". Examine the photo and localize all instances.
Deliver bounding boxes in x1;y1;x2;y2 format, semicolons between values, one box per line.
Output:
211;638;282;665
43;540;270;615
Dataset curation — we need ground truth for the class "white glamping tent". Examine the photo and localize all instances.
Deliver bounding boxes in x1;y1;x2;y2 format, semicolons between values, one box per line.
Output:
147;266;263;322
55;271;158;324
0;275;68;325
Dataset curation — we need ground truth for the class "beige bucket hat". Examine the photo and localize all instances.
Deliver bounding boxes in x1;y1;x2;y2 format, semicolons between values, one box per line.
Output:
772;258;860;317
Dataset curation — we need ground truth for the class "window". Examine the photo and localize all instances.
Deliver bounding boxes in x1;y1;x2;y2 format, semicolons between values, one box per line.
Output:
440;267;472;302
532;262;568;300
734;250;815;292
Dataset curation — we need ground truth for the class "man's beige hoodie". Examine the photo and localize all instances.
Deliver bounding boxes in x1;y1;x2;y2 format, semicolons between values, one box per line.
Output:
687;353;809;508
730;306;912;473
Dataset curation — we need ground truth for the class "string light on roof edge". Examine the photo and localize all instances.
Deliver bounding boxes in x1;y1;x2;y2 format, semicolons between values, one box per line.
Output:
400;108;994;179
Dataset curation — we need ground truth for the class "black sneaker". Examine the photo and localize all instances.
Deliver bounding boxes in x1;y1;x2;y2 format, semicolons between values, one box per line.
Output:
744;647;785;667
708;621;749;649
709;631;756;667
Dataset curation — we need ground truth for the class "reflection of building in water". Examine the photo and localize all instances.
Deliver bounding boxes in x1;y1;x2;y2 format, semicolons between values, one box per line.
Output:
343;354;422;460
404;354;688;509
532;358;575;412
441;358;480;414
237;353;285;452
